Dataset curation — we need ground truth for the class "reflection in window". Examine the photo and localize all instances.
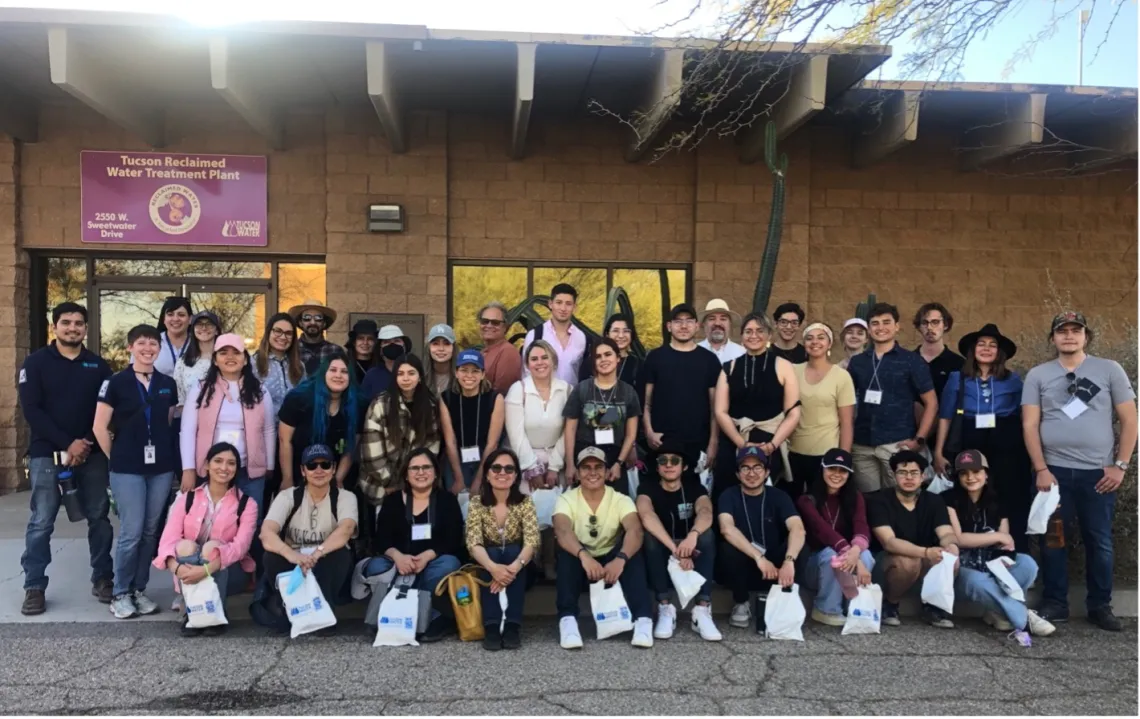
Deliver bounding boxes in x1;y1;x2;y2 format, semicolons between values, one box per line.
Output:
278;263;326;314
451;265;527;348
533;267;606;338
190;291;266;351
94;259;269;279
46;258;87;342
612;268;687;350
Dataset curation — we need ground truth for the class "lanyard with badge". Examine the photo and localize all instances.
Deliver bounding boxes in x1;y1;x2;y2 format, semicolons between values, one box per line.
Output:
165;334;187;368
406;490;437;542
865;352;885;405
741;486;767;556
592;381;620;445
458;393;482;464
135;378;157;465
973;377;996;428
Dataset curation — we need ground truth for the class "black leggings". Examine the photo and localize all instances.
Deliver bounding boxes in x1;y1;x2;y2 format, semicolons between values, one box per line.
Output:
263;547;354;607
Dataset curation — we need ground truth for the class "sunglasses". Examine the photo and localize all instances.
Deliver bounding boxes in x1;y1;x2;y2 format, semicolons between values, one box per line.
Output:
478;317;505;327
1066;371;1078;395
301;314;325;323
656;456;682;467
588;514;599;539
305;460;333;471
489;463;518;475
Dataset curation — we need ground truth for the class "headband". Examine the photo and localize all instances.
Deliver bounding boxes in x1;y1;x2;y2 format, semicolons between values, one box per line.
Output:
802;322;833;343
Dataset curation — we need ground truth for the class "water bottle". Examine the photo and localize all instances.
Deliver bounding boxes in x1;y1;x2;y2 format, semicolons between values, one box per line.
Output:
456;585;472;606
57;469;85;522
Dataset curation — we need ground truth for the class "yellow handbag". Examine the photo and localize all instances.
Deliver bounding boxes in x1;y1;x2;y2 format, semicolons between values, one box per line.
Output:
434;564;490;642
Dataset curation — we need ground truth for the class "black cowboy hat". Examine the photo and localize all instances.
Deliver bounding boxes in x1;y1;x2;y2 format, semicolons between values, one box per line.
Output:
958;323;1017;360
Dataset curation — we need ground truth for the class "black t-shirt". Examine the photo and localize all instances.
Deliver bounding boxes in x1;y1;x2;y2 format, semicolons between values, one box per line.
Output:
643;344;722;444
442;389;497;457
917;346;965;405
98;368;178;475
639;477;707;541
278;390;361;476
867;489;950;548
564;378;642;459
944;487;1007;570
770;344;808;364
717;485;798;562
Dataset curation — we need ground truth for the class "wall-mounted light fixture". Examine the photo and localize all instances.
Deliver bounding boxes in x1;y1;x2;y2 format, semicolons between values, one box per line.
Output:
368;203;404;232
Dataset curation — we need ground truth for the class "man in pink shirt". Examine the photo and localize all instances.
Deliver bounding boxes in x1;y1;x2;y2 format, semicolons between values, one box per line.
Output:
479;301;522;396
522;283;590;386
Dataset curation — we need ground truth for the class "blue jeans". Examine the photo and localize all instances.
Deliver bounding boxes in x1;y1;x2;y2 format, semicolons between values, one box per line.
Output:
365;554;462;621
176;551;248;600
643;531;716;603
481;544;528;626
22;455;114;591
803;547;876;616
957;553;1037;630
555;545;653;621
1041;465;1115;612
109;471;176;597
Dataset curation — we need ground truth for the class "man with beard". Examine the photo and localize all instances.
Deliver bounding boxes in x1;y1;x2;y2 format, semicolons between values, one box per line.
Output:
697;299;744;363
289;299;341;375
913;303;963;402
361;325;413;401
18;302;114;615
770;302;808;364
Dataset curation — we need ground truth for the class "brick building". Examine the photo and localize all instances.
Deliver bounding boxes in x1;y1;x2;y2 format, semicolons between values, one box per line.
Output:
0;10;1136;492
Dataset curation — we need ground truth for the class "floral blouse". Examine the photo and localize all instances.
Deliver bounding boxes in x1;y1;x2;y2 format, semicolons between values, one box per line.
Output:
465;495;541;553
252;351;300;415
173;358;211;408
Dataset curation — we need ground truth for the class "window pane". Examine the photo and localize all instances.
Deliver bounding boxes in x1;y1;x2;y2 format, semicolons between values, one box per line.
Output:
278;263;326;314
451;265;528;348
45;258;88;343
97;287;178;371
533;267;607;338
189;291;265;352
612;268;688;351
94;259;269;279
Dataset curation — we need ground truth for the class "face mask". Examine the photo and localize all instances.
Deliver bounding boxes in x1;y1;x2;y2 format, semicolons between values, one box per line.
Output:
382;344;406;361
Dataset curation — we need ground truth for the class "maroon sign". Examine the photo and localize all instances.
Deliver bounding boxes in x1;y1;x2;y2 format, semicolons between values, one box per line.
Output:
81;151;267;246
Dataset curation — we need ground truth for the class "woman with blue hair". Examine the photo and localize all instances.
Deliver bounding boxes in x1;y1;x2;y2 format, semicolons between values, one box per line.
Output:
277;353;362;493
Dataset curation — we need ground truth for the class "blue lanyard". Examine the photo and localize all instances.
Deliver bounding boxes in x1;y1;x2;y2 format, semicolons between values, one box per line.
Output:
165;335;187;366
135;378;153;442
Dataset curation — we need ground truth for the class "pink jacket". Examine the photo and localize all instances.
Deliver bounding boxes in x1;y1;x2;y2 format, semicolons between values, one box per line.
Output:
192;377;269;478
153;485;257;574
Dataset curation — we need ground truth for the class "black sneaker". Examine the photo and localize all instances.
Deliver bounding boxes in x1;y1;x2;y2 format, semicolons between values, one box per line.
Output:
1088;607;1122;632
1036;603;1070;624
315;625;338;638
923;604;955;629
91;578;114;604
203;624;228;637
882;601;901;627
482;624;502;651
21;589;46;616
180;618;203;637
501;622;522;650
420;616;453;643
753;596;767;635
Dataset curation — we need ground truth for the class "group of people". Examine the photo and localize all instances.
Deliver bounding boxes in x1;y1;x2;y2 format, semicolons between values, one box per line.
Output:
17;284;1135;648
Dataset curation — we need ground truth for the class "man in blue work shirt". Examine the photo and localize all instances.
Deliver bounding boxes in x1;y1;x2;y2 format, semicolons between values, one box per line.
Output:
847;303;938;492
17;302;114;615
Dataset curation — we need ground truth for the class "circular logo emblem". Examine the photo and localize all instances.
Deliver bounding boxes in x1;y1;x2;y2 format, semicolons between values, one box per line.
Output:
149;185;200;235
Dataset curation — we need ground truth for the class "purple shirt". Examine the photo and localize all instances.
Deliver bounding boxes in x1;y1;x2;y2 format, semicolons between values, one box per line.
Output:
522;320;588;387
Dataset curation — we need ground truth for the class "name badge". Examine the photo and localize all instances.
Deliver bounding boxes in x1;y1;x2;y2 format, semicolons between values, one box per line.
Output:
677;503;694;521
411;523;433;541
864;389;883;405
975;413;996;429
461;446;481;464
1062;397;1089;420
143;443;156;465
219;430;242;446
594;427;616;445
750;541;767;557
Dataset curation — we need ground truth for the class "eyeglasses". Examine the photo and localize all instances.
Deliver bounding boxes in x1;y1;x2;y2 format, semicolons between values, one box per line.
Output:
742;328;768;337
656;456;682;467
894;469;924;479
739;465;766;475
269;328;293;338
301;314;325;323
1066;371;1078;395
919;319;944;327
304;460;333;471
489;464;518;475
478;317;505;327
588;514;599;539
407;464;435;474
776;319;801;328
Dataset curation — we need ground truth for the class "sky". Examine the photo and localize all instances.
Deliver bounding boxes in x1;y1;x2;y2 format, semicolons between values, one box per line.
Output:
3;0;1137;87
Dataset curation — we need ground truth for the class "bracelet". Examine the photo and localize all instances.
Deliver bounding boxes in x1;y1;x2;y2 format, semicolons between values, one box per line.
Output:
203;563;212;578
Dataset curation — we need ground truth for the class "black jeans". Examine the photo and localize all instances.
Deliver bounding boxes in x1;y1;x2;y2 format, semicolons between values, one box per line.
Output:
717;541;778;603
786;451;823;501
643;531;716;603
263;547;354;610
480;543;528;626
555;545;652;620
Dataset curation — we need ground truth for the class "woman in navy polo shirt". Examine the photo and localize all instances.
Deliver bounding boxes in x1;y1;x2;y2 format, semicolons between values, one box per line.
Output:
93;324;179;620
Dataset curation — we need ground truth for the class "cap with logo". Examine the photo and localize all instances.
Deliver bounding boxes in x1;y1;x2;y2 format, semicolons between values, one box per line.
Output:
426;323;456;345
301;444;335;465
735;445;769;466
821;448;854;473
456;349;485;370
1050;311;1088;335
576;446;607;466
954;449;989;473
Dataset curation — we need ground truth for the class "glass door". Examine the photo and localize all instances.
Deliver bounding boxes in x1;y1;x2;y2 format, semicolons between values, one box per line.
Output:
186;283;268;354
95;285;180;370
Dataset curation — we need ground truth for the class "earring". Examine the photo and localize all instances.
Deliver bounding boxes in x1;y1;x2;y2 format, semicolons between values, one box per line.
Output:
827;349;832;358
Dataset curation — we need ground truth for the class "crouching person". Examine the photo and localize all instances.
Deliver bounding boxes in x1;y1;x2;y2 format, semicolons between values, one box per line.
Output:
947;450;1055;646
868;450;959;628
553;447;654;649
367;448;464;643
636;444;721;641
260;444;358;635
466;448;540;651
716;446;805;633
156;442;257;636
796;449;875;626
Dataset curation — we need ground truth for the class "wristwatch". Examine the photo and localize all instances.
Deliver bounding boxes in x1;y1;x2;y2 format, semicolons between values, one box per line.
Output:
913;436;926;447
1114;460;1129;471
615;551;629;562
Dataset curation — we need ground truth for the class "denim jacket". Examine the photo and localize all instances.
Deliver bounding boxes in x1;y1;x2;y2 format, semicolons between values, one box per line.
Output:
252;351;300;415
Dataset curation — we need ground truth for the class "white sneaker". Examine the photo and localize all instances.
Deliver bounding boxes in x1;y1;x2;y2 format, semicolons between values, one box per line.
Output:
691;604;723;641
631;617;654;648
109;594;138;619
983;610;1014;632
654;603;677;639
559;617;583;650
729;601;751;628
1026;609;1056;637
132;590;160;616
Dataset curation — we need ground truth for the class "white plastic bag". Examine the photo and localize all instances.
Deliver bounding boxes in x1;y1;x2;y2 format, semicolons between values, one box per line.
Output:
531;488;562;529
372;585;421;647
927;473;954;494
277;569;337;639
1026;485;1060;535
182;576;227;628
590;581;634;639
920;551;957;614
667;556;706;610
986;556;1025;602
764;584;806;641
842;584;882;635
458;491;470;522
626;467;640;497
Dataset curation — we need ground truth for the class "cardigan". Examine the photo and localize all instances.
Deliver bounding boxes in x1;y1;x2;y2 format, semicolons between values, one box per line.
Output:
374;488;464;558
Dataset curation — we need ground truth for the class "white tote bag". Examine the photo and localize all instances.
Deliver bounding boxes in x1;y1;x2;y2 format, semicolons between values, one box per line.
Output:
589;581;634;640
457;491;471;522
277;569;337;639
531;488;562;529
764;584;805;641
927;473;955;494
919;551;957;614
373;585;421;647
626;467;640;497
985;557;1026;602
182;576;227;628
842;584;882;635
667;556;706;610
1026;485;1061;535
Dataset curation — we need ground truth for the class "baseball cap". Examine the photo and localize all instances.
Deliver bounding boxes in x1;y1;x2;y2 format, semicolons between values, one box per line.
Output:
426;323;456;344
821;448;854;473
301;444;335;465
191;310;222;331
214;333;245;353
576;446;607;466
1050;311;1088;334
842;318;868;333
954;449;989;473
736;445;769;466
670;303;698;321
456;348;485;370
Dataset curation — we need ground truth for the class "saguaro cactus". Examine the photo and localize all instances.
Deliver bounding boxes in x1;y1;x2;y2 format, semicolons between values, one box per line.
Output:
751;120;789;315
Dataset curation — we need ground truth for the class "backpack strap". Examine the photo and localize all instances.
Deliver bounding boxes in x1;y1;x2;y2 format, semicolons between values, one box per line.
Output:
330;483;340;522
279;484;307;538
235;492;250;527
184;487;196;514
433;563;490;597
